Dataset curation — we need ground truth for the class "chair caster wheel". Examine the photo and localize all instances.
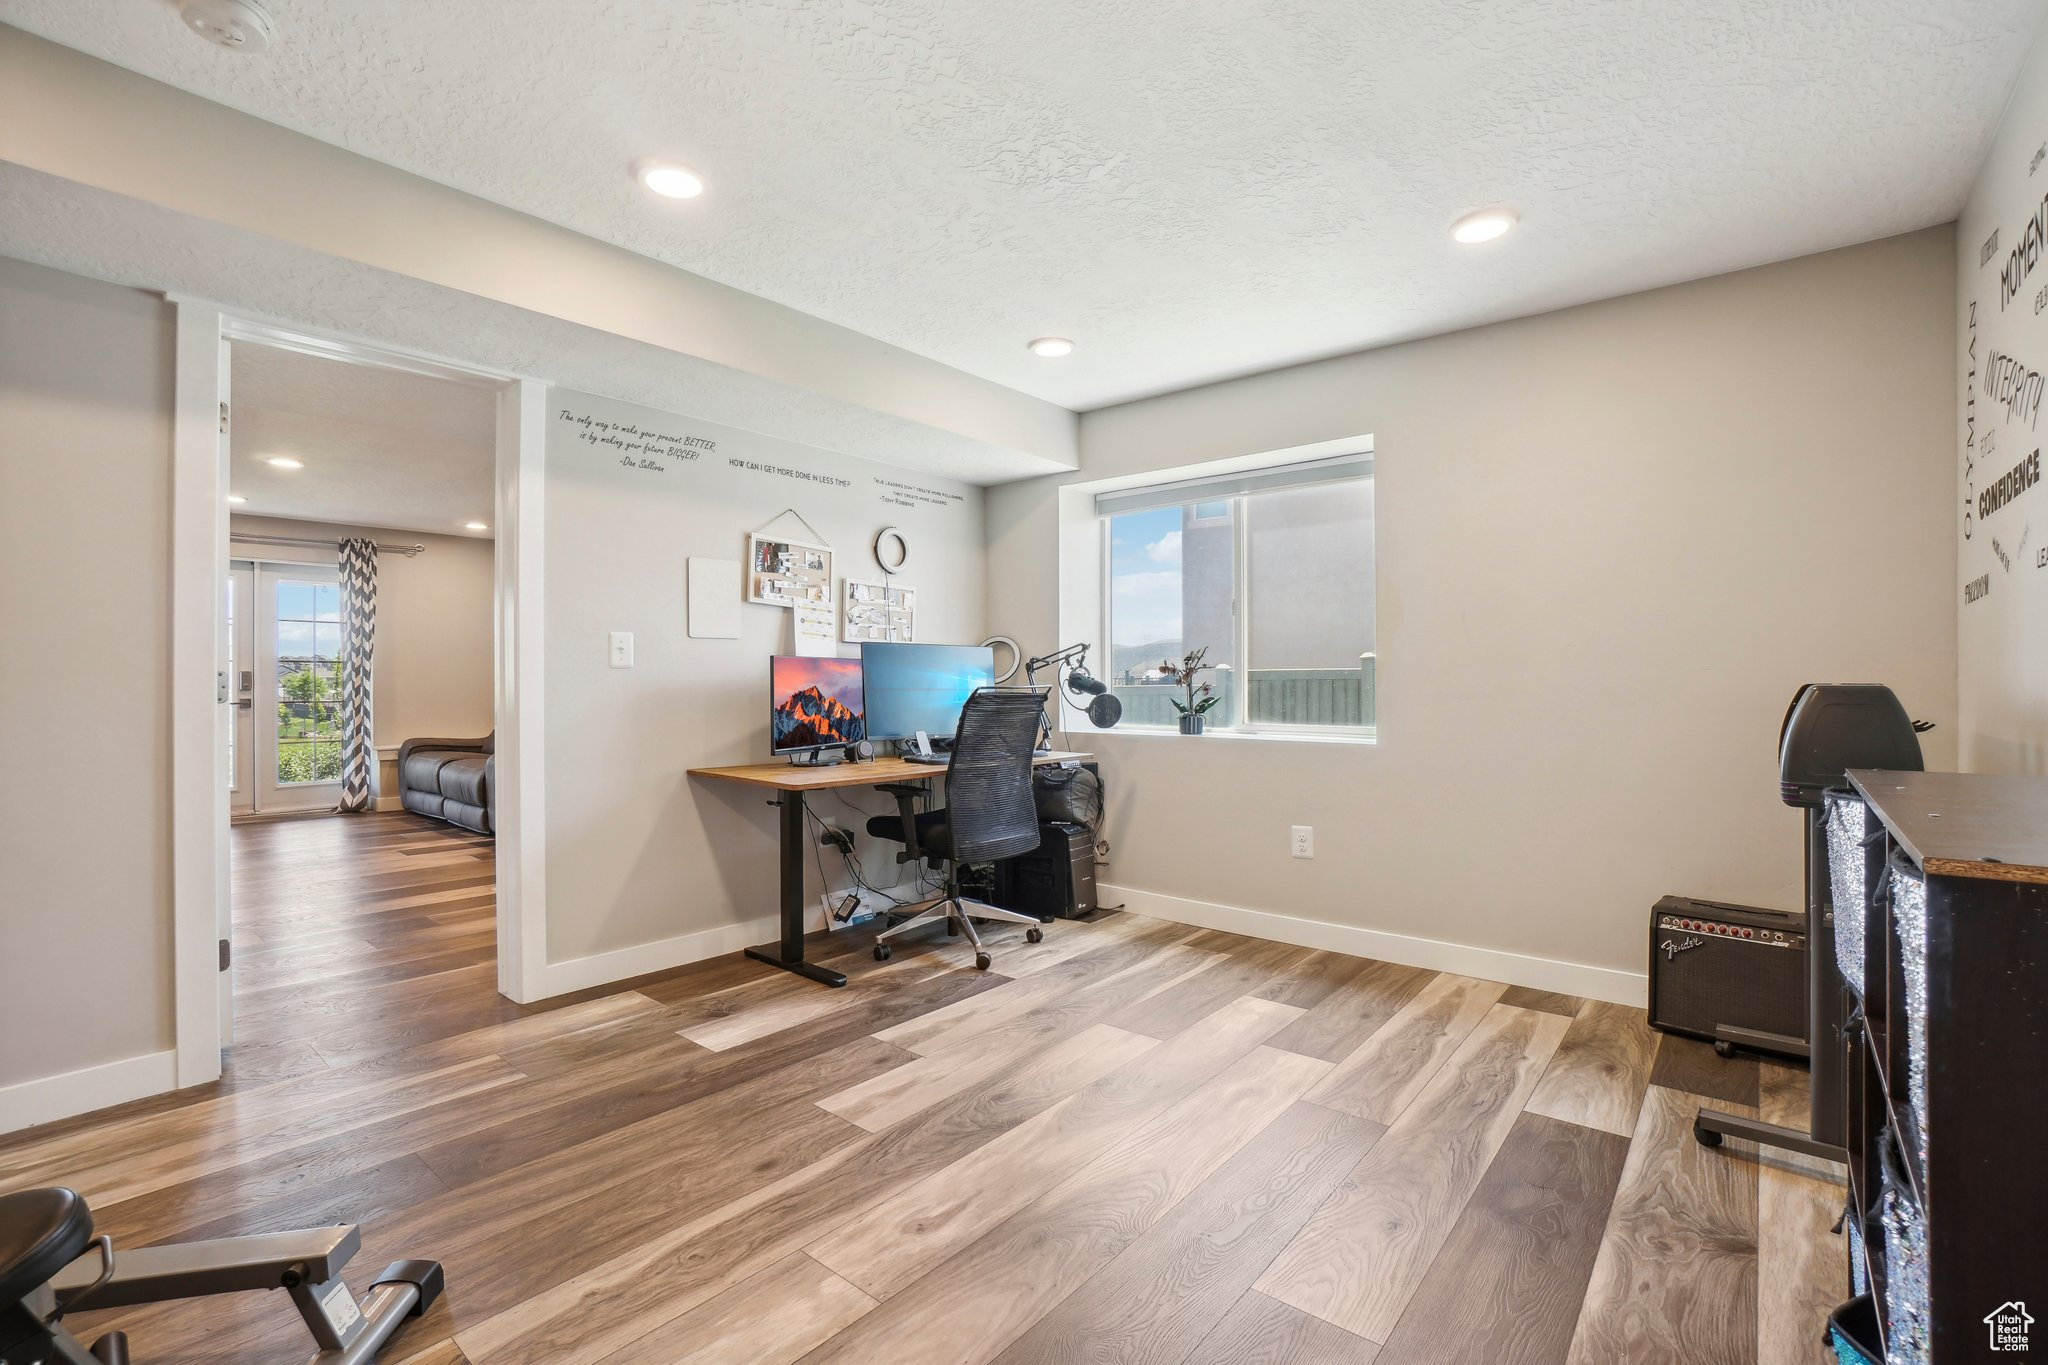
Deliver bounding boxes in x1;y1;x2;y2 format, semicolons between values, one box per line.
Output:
947;920;961;937
1026;927;1044;943
975;952;992;971
1713;1040;1736;1058
1694;1121;1722;1148
873;944;892;962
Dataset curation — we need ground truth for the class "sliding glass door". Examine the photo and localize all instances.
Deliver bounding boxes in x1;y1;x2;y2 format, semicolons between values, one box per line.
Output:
249;562;345;813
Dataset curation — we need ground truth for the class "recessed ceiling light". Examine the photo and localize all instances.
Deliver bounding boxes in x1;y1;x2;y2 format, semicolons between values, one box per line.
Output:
1027;337;1075;358
1450;208;1519;244
464;521;489;532
227;494;246;504
265;455;303;469
634;159;704;200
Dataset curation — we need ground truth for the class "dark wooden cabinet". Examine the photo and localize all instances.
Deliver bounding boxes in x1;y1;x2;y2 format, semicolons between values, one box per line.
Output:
1833;770;2048;1362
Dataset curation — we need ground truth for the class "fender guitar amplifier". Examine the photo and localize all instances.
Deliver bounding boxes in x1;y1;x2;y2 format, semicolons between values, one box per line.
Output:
1647;895;1807;1047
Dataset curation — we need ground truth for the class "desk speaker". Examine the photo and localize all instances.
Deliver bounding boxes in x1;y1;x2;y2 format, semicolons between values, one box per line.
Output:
1647;895;1806;1046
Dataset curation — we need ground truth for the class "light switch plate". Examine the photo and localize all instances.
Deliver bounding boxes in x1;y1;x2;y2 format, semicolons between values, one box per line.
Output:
609;631;634;668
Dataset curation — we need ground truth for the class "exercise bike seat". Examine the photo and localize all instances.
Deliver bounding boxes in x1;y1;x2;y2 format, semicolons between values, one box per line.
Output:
0;1186;93;1305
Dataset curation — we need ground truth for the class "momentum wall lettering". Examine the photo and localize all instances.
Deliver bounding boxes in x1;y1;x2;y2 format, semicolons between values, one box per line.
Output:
1999;188;2048;310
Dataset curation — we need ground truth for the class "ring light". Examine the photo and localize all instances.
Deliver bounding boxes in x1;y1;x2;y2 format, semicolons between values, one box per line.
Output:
873;526;909;575
980;635;1022;683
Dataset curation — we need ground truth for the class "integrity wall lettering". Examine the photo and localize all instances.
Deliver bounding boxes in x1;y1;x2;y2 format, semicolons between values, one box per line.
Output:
1982;348;2045;428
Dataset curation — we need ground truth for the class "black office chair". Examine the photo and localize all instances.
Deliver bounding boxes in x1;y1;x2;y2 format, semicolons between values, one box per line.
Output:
867;687;1049;970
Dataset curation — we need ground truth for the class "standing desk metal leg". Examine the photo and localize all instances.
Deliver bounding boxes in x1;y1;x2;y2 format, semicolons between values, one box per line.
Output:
744;791;847;987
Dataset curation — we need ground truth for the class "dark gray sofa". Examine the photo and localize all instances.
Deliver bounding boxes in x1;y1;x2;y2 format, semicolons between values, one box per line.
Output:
397;733;494;834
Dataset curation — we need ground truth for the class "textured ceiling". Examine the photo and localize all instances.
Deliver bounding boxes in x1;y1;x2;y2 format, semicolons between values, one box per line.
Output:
230;343;497;536
3;1;2040;409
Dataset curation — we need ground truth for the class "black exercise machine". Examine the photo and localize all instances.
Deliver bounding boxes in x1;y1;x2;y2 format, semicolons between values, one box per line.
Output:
1693;682;1926;1162
0;1186;441;1364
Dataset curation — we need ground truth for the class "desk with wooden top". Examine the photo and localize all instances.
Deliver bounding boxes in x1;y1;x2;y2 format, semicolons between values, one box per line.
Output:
688;751;1093;987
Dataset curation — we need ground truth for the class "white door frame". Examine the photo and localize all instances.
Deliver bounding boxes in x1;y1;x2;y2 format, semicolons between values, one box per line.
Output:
169;299;550;1090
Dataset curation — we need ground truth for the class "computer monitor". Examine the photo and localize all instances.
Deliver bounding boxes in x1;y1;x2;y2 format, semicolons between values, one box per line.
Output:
769;655;866;756
861;642;996;741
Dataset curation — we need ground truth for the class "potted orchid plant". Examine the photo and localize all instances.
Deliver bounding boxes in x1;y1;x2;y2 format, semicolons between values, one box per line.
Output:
1164;647;1220;735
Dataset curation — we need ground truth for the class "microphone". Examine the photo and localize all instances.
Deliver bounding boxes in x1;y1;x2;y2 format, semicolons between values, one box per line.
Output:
1065;663;1122;727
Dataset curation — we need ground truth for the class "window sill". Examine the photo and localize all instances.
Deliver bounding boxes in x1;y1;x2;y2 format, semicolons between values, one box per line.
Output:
1085;725;1377;747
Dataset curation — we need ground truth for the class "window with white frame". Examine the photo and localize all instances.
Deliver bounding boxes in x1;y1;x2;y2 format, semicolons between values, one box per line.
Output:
1101;452;1375;737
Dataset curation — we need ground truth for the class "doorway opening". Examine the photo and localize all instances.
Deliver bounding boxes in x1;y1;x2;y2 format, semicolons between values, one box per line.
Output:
216;333;507;1067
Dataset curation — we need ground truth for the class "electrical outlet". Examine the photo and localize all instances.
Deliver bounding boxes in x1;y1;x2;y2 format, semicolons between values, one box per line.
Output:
608;631;634;668
1290;825;1314;859
820;825;854;853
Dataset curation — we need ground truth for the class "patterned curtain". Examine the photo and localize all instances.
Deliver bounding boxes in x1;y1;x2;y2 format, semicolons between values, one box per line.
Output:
335;538;379;812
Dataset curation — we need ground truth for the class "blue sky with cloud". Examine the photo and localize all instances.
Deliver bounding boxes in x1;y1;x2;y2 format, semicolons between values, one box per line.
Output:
1109;507;1183;648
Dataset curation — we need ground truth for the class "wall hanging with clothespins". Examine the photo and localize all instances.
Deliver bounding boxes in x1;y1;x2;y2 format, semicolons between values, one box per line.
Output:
746;509;833;607
747;510;838;656
842;523;916;643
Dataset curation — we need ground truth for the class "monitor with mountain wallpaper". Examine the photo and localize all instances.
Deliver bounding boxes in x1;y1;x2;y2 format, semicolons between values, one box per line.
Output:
770;655;866;757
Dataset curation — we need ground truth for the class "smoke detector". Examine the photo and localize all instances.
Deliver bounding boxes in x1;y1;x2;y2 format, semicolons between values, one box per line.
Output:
178;0;276;53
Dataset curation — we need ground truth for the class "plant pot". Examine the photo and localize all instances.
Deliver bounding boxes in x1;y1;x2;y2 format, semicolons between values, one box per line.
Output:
1178;713;1205;736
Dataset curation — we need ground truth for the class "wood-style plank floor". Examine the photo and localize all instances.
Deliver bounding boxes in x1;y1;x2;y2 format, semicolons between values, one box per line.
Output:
0;813;1847;1363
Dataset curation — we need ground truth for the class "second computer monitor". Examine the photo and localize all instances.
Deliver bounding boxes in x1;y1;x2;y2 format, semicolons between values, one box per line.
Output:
861;642;996;741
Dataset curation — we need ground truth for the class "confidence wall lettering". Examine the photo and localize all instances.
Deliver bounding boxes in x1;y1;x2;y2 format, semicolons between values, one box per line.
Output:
1982;348;2045;428
2001;191;2048;309
1978;448;2043;522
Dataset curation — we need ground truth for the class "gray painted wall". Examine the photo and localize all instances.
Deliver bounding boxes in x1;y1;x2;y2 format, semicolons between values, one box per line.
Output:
0;255;176;1091
989;227;1959;993
540;389;989;968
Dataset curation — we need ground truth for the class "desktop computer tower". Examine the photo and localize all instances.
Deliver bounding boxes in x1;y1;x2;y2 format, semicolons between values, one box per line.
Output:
993;821;1097;920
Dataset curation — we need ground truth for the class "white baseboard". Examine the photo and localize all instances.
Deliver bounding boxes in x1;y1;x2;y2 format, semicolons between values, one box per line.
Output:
534;914;779;999
0;1049;180;1137
1101;883;1647;1008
